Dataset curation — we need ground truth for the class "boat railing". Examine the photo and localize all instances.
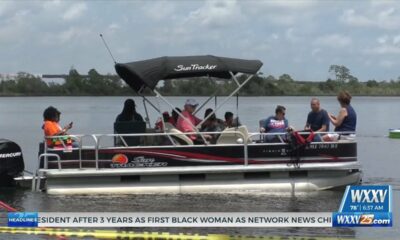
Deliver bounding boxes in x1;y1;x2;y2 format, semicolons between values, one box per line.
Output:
249;131;356;144
44;134;98;168
32;153;61;191
41;130;355;170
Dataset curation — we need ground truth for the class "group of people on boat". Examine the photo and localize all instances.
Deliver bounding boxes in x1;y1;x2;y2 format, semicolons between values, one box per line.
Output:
259;90;356;142
154;98;240;144
41;90;356;147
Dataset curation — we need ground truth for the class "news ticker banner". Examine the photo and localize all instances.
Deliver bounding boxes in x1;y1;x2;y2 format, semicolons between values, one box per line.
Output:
6;185;393;228
332;185;392;227
8;212;332;227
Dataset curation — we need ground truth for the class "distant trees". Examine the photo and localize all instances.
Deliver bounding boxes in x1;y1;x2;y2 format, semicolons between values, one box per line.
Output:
0;68;134;96
1;65;400;96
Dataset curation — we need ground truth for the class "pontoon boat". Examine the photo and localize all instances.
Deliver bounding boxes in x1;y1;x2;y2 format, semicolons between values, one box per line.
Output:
33;55;362;194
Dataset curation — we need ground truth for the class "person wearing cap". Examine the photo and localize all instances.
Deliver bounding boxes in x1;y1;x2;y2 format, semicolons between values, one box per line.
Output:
115;99;144;122
42;106;73;147
177;99;209;143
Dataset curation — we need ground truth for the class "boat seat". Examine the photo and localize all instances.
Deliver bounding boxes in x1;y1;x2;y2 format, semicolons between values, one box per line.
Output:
217;126;251;144
114;121;146;146
163;122;175;131
169;128;193;145
338;134;356;142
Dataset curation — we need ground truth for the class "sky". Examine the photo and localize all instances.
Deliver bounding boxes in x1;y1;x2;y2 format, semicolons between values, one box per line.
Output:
1;0;400;82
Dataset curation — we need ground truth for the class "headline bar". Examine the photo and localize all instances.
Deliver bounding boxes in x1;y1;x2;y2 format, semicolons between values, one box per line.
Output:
9;212;332;227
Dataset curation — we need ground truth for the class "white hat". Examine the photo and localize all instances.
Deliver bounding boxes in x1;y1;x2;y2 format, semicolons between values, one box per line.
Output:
185;98;199;107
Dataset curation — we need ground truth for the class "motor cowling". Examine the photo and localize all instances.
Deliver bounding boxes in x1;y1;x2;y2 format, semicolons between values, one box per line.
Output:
0;139;24;178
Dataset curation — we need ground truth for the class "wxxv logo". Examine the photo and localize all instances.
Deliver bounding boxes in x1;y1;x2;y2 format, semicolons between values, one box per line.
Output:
333;185;392;227
333;212;392;227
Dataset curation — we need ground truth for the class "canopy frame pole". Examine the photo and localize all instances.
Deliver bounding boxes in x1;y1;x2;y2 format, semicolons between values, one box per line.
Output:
233;76;240;87
142;93;176;145
194;75;218;115
141;95;161;113
153;94;176;145
141;96;152;128
193;93;216;115
196;72;254;129
153;89;208;144
236;93;239;130
215;96;217;113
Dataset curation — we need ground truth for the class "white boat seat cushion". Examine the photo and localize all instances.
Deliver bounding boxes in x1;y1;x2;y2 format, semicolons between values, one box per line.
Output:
217;126;251;144
163;122;175;131
169;128;194;145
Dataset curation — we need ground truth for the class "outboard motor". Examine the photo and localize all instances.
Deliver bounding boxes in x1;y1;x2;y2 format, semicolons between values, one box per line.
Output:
0;139;24;187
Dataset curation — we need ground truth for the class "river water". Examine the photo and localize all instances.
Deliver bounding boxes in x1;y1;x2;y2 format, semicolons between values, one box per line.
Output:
0;96;399;239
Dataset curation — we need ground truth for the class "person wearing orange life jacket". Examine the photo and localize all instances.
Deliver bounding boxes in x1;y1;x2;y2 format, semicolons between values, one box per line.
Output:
42;106;74;147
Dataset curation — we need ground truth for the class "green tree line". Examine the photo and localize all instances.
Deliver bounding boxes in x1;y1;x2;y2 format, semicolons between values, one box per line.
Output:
2;65;400;96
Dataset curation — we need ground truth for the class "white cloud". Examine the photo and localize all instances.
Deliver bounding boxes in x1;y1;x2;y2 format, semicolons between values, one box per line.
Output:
364;44;400;55
285;28;298;42
377;35;388;44
311;48;321;56
146;0;246;47
268;14;298;26
340;9;372;27
186;0;244;28
393;35;400;45
107;23;120;32
0;7;32;44
314;34;352;48
63;2;87;21
340;7;400;30
3;0;400;81
0;1;17;17
379;60;395;68
142;1;176;21
244;0;318;26
250;0;317;10
41;27;92;45
42;0;64;11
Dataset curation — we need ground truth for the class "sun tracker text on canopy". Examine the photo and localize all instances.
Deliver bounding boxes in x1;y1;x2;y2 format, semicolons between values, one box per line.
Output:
115;55;263;93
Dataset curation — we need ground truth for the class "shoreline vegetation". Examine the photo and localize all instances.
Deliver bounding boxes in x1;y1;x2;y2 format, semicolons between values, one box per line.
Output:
1;65;400;96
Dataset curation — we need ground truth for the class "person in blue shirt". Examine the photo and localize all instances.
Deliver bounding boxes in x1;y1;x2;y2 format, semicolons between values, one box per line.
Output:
305;98;330;132
323;90;357;141
305;98;330;141
260;105;290;142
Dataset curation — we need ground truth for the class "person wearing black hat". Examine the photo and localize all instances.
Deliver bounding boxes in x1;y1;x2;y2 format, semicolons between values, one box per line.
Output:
116;99;144;122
